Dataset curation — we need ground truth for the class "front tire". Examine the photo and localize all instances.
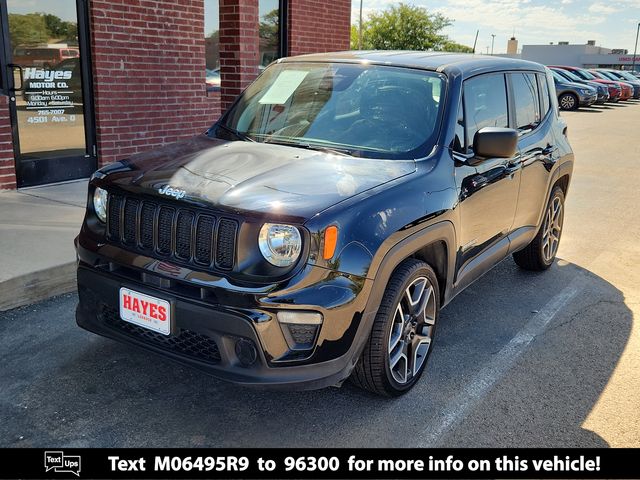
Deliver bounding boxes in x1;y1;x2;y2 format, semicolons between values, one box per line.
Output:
513;186;565;271
559;93;579;111
351;259;440;396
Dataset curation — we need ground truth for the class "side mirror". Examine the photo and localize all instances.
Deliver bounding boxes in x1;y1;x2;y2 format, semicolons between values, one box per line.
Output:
473;127;518;160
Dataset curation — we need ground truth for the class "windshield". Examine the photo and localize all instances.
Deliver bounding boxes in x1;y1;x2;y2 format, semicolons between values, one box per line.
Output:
551;70;567;83
213;62;446;159
599;70;620;81
574;69;596;80
558;69;582;82
617;71;637;81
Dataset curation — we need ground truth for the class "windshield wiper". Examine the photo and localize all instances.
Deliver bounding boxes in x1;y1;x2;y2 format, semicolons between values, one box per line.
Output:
215;123;256;142
264;139;354;157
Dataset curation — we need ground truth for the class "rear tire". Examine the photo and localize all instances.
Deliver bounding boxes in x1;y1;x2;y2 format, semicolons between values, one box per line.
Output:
513;186;565;271
350;259;440;397
559;93;579;111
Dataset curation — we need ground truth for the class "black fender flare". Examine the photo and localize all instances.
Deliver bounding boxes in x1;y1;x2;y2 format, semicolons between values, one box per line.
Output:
342;220;457;373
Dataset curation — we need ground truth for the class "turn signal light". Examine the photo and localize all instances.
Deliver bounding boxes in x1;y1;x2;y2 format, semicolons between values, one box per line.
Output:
323;226;338;260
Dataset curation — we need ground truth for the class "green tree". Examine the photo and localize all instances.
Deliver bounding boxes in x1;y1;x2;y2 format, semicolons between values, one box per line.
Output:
350;24;359;50
259;9;279;47
259;9;279;65
8;13;49;47
356;3;472;52
43;13;77;41
442;41;474;53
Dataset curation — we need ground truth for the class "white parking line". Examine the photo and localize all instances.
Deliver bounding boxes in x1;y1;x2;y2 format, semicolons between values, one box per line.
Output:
416;275;586;447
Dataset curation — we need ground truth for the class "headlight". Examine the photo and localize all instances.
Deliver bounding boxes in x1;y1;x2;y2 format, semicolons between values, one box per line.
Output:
258;223;302;267
93;187;108;223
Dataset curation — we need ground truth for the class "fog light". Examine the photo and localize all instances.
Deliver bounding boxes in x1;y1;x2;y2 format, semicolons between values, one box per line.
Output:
234;338;257;367
277;311;322;350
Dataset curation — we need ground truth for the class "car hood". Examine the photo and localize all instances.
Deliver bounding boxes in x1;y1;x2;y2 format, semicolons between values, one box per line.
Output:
592;78;617;85
584;81;606;90
101;135;417;222
565;81;594;91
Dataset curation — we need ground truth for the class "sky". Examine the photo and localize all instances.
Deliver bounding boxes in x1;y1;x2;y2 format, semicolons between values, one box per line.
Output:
7;0;77;21
351;0;640;54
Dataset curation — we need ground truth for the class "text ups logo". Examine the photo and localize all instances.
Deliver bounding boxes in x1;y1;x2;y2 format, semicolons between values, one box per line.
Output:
44;451;81;476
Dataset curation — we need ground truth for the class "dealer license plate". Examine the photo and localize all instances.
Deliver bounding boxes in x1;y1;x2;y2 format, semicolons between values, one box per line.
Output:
119;287;171;335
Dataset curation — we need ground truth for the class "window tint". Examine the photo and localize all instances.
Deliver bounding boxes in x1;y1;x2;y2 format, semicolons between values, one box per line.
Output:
453;97;465;153
550;70;565;83
463;74;508;150
538;74;551;118
221;63;446;160
511;73;540;130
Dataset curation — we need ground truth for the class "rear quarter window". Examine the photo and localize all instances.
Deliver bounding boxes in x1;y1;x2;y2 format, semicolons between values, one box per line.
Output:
510;73;541;131
538;73;551;118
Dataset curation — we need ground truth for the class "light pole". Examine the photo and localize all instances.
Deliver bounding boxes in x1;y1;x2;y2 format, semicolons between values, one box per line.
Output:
491;34;496;55
358;0;363;50
632;22;640;73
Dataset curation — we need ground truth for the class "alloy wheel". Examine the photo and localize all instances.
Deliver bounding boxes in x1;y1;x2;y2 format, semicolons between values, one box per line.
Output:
560;94;576;110
542;196;563;263
387;276;436;384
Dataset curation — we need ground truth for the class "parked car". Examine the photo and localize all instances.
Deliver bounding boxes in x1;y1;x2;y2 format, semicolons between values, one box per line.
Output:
550;65;623;102
549;67;608;104
548;69;598;110
594;69;640;99
587;69;633;101
13;46;79;68
77;53;573;396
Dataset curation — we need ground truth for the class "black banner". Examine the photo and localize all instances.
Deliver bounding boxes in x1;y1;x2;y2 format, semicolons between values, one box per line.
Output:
0;448;637;479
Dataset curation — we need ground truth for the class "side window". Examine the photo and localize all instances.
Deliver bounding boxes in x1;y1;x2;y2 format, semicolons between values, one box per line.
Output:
538;73;551;118
511;73;541;131
453;97;465;153
463;74;508;152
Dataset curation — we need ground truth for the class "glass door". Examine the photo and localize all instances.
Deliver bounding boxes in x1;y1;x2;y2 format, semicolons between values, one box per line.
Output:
1;0;96;187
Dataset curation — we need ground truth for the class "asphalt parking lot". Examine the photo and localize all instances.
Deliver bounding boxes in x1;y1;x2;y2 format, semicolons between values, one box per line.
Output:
1;101;639;448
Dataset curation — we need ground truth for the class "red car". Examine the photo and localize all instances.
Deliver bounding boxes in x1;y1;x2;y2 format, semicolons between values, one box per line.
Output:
549;65;624;102
13;46;79;68
588;70;634;100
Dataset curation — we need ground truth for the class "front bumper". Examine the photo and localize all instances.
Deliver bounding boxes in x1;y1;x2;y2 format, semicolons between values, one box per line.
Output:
595;92;609;104
607;90;621;102
579;92;598;106
75;240;376;390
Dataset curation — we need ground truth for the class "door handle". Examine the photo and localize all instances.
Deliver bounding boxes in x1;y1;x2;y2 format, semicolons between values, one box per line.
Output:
541;145;557;156
8;64;24;91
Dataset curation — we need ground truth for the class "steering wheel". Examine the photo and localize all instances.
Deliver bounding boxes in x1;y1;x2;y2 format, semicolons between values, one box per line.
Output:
337;117;423;150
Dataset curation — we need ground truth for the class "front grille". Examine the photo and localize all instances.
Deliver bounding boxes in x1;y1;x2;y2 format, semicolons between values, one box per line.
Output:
106;192;238;270
100;305;221;364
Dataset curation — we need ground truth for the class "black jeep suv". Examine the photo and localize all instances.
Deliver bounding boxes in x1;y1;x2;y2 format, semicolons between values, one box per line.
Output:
76;52;573;396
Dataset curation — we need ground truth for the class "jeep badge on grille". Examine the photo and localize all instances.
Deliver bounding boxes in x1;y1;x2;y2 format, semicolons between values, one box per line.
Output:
158;185;186;199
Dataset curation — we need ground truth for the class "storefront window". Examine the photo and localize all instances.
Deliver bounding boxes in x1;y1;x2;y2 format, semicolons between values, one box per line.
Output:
204;0;282;86
204;0;220;93
6;0;86;157
259;0;280;68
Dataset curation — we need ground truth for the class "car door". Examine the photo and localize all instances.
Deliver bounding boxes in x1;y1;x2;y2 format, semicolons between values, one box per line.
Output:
509;71;559;250
453;72;520;290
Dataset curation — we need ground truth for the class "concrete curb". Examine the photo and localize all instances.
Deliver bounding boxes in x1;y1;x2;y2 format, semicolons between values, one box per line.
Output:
0;262;77;312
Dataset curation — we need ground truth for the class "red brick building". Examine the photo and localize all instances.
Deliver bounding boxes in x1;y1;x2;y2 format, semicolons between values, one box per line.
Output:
0;0;350;189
